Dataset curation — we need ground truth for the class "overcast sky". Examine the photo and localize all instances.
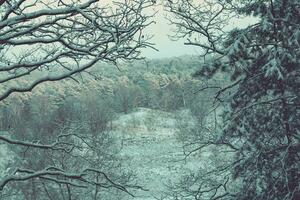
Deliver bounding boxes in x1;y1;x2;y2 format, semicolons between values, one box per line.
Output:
139;4;257;59
141;6;200;59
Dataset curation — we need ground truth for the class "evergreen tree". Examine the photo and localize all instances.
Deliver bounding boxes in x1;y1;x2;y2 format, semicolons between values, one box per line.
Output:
166;0;300;199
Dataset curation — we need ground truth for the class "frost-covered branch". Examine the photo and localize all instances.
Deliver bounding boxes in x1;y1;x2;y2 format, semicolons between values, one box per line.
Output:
0;123;143;196
165;0;230;57
0;167;137;196
0;0;155;101
0;130;78;152
166;0;300;199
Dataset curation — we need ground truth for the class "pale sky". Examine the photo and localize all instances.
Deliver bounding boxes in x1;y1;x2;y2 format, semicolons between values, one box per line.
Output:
140;4;257;59
32;0;257;59
141;5;200;59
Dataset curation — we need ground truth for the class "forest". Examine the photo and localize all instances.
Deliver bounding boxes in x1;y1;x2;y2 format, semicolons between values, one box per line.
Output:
0;0;299;200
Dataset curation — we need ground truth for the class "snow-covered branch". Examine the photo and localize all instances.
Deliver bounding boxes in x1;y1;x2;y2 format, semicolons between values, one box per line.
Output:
0;0;155;100
165;0;230;56
0;166;136;196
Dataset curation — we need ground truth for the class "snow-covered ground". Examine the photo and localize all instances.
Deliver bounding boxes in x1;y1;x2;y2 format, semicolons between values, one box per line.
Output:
111;108;201;199
0;108;215;199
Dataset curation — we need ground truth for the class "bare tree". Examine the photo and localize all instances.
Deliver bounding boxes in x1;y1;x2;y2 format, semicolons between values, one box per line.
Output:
0;0;155;197
165;0;230;57
0;0;155;101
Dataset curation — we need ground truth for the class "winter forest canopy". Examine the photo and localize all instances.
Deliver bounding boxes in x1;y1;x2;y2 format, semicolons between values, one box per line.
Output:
0;0;299;200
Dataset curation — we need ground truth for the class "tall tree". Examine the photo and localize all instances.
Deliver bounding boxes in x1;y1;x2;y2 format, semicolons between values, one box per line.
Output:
0;0;154;197
166;0;300;199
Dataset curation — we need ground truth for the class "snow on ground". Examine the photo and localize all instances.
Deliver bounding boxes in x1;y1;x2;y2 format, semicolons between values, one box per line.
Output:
110;108;201;199
0;108;212;199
